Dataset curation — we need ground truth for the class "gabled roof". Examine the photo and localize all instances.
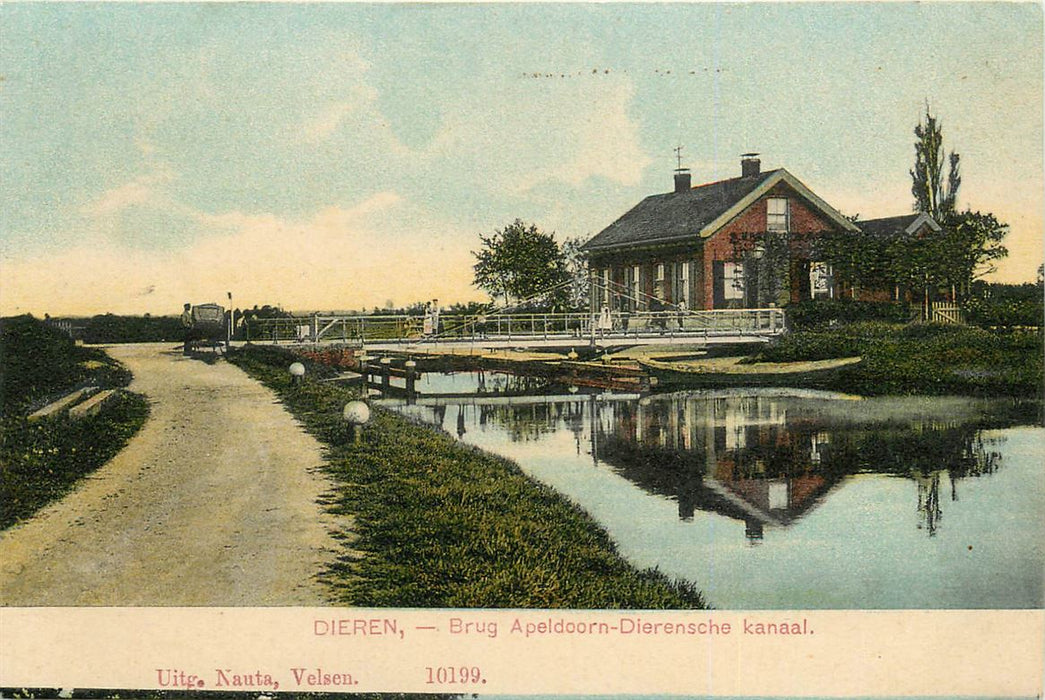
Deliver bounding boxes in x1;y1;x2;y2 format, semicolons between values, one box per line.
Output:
583;168;859;253
857;212;942;238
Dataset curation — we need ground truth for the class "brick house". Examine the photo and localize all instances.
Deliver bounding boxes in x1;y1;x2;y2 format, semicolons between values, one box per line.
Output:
846;212;944;302
582;156;860;311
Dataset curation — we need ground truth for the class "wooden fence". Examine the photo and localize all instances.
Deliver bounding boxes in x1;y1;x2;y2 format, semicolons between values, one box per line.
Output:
928;302;965;324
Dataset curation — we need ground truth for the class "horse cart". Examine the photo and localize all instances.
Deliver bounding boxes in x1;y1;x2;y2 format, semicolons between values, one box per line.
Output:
185;303;228;354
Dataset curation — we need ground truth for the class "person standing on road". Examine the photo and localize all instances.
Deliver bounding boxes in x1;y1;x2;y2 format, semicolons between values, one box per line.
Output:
181;303;195;355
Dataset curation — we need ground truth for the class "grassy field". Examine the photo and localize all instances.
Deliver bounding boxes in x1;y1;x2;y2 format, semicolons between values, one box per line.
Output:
0;315;149;529
229;344;707;609
754;322;1043;397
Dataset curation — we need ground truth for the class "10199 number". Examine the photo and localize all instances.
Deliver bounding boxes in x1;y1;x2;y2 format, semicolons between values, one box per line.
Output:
425;666;485;685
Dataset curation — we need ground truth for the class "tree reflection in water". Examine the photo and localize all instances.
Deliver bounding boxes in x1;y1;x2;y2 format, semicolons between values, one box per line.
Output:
475;390;1014;541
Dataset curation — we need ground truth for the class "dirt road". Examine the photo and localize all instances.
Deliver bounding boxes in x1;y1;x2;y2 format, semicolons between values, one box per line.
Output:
0;344;344;606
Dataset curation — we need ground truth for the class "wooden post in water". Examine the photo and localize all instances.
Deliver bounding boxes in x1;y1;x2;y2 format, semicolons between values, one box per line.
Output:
380;356;391;392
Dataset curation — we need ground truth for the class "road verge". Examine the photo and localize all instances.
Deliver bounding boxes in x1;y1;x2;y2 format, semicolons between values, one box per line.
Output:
230;344;707;609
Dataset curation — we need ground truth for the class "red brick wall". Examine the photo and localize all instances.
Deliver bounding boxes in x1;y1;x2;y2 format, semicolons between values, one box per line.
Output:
701;183;839;309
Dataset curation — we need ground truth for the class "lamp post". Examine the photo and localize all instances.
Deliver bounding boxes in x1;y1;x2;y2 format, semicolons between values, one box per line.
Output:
750;244;766;308
343;400;370;444
226;291;233;350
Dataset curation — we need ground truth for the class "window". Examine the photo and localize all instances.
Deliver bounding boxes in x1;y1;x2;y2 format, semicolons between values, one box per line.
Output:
767;197;789;232
724;262;745;300
601;268;611;306
810;262;833;299
679;263;690;308
631;265;640;308
656;263;665;282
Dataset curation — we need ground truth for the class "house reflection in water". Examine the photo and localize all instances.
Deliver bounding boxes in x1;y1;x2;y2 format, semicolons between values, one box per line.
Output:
387;384;1007;544
594;393;838;542
583;391;1001;542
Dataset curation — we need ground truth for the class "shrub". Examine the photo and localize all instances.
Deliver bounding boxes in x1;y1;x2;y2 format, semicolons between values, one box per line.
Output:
756;322;1042;397
1;315;132;417
755;329;865;362
81;314;186;344
963;281;1043;328
786;298;912;328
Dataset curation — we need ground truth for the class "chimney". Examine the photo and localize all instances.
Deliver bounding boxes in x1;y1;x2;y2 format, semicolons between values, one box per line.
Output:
674;168;691;193
741;152;761;178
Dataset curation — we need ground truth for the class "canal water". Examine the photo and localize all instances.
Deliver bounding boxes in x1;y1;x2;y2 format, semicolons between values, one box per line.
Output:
378;374;1043;609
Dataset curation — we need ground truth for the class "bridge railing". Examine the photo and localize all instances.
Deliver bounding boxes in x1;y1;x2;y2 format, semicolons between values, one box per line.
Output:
247;308;786;344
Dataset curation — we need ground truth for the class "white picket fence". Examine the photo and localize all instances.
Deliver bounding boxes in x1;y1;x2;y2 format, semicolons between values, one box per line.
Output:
928;302;965;324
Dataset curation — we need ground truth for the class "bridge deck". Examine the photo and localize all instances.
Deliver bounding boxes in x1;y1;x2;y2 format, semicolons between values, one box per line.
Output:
249;308;786;351
358;332;772;352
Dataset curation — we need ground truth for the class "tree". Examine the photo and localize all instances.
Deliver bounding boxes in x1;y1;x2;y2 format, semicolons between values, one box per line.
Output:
561;236;590;310
911;106;961;219
937;210;1008;296
472;220;571;308
907;106;1008;302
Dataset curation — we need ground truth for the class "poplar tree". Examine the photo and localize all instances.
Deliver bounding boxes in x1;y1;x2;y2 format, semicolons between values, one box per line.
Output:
911;106;961;219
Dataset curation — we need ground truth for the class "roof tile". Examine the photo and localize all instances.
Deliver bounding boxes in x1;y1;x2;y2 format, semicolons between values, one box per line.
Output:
583;170;779;252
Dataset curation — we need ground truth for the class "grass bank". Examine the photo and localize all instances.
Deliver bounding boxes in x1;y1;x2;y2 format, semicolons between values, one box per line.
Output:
1;315;149;529
229;344;707;609
755;322;1043;397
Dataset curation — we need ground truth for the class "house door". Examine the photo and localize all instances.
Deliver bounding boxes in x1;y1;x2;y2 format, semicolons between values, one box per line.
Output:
712;261;747;309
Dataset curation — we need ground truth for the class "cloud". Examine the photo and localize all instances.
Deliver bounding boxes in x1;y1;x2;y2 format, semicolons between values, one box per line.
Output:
432;75;651;197
301;102;358;143
81;170;175;218
543;81;652;190
298;81;380;144
1;192;478;316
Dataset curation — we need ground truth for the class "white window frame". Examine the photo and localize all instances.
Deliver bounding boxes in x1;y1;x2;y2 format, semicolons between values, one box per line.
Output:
631;265;640;307
601;268;611;306
810;261;834;299
724;262;745;300
767;197;789;232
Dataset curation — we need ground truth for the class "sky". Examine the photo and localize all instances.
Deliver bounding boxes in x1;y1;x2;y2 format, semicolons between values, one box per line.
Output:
1;2;1042;316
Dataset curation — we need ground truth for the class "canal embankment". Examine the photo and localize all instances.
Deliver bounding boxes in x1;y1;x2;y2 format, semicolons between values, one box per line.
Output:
229;344;708;609
297;320;1043;399
746;322;1043;397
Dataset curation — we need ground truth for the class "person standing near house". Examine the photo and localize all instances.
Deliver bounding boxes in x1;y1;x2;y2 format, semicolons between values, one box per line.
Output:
597;304;613;333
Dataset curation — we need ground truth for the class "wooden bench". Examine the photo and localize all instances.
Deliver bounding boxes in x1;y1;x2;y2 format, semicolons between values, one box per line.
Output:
28;386;98;422
68;389;117;418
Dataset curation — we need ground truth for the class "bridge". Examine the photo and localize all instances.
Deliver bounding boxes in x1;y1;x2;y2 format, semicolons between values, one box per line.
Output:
246;307;786;351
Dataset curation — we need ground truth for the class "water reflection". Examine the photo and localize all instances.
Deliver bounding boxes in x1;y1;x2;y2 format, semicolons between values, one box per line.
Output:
379;383;1043;608
399;389;1010;541
591;392;1004;541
